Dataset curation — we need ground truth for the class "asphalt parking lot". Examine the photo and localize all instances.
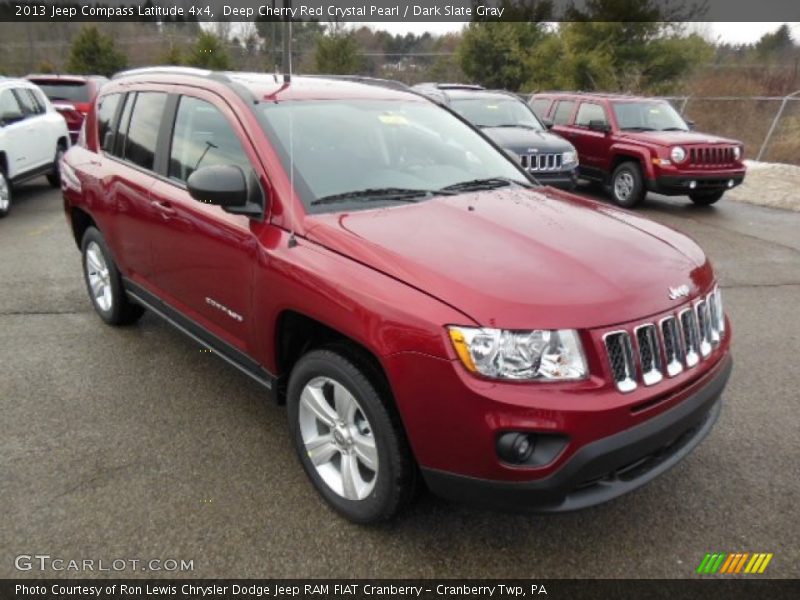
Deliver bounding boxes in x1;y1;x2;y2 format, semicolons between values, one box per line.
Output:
1;181;798;579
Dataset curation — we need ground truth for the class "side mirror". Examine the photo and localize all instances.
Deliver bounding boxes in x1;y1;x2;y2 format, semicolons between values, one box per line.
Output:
541;117;554;129
187;165;265;219
588;119;611;133
685;119;696;130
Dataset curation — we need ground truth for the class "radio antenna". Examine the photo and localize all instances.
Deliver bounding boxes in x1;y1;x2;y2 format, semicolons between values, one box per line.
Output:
283;0;297;248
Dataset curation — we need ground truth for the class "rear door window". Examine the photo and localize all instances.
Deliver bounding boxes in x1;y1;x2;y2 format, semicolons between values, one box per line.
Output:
552;100;576;125
530;98;551;118
168;96;251;183
575;102;608;128
0;89;24;121
97;93;122;152
121;92;167;171
13;88;41;116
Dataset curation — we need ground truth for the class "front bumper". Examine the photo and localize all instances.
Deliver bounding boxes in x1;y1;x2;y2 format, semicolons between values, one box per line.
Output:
648;172;745;196
421;355;731;512
531;168;578;190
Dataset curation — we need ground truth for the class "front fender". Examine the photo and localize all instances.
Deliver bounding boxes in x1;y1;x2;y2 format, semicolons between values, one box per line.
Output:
609;143;656;180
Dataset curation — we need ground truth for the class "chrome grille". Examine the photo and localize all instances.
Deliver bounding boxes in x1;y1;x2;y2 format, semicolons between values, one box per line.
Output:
604;288;726;392
689;146;736;167
521;152;563;172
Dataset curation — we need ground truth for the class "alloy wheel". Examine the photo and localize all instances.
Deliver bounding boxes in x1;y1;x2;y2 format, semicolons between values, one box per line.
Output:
85;241;113;312
297;376;378;501
0;175;9;212
614;171;634;202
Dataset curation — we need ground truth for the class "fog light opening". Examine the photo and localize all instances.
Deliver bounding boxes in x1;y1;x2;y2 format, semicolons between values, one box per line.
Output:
497;432;536;464
688;180;697;190
727;179;734;188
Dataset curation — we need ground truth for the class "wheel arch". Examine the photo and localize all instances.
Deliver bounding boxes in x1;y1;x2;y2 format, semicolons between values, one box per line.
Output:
69;206;98;249
609;146;654;180
273;310;393;406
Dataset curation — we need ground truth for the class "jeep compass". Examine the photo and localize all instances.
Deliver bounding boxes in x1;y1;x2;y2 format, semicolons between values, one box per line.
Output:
61;69;732;523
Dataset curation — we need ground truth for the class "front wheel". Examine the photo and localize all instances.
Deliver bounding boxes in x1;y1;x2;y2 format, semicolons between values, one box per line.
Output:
81;227;144;325
287;347;416;523
689;190;725;206
610;161;646;208
0;168;11;218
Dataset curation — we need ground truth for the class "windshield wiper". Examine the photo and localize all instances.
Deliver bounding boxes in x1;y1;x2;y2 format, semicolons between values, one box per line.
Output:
620;126;656;131
660;127;689;132
440;177;529;193
311;187;451;206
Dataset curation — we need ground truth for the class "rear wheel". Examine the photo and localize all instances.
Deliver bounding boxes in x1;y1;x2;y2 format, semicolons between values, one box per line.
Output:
0;168;10;219
81;227;144;325
689;190;725;206
46;143;66;188
287;347;416;523
610;161;646;208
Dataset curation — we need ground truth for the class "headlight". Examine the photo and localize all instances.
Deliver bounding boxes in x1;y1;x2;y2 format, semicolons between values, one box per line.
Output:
670;146;687;163
447;326;587;381
733;146;742;160
562;151;578;166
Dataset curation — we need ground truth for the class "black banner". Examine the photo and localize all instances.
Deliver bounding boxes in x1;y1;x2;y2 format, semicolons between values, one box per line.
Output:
2;580;800;600
1;0;800;23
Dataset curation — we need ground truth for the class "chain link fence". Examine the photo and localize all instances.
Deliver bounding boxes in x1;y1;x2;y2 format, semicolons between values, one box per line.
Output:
663;93;800;165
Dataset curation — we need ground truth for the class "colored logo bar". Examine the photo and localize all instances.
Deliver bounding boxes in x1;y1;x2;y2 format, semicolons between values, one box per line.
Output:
696;553;773;574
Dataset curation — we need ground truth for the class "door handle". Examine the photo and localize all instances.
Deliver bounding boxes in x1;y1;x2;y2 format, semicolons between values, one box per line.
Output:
151;200;177;217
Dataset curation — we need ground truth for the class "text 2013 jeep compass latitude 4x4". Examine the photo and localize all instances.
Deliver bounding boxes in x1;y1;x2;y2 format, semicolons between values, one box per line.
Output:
61;69;732;523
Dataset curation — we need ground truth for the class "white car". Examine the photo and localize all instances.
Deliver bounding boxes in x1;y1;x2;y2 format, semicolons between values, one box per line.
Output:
0;78;70;218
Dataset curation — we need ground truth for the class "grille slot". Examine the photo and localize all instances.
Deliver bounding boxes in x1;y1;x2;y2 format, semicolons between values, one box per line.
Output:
695;300;713;357
522;152;563;172
604;332;637;393
679;308;700;367
660;316;684;377
635;325;663;386
707;290;721;346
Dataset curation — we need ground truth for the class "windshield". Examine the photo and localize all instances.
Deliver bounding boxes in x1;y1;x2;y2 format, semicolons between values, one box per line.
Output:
612;101;688;132
30;81;90;103
259;99;530;213
449;97;544;130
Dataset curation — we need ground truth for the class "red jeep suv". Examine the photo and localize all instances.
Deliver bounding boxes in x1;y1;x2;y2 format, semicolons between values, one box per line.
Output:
61;68;732;522
530;92;746;207
27;74;108;144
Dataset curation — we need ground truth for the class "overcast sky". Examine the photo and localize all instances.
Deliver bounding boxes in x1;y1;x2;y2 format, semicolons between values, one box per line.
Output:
370;22;800;44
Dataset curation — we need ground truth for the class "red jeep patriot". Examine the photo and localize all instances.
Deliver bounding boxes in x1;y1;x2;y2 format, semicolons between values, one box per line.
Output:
530;92;746;207
61;69;732;523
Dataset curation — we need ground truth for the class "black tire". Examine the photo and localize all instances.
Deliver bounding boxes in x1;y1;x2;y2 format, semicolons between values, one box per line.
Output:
287;346;416;524
689;190;725;206
0;167;10;219
46;143;67;188
80;227;144;325
610;161;646;208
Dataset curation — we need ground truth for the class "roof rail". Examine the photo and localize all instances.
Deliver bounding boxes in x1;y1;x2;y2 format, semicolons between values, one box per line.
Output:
112;66;220;80
305;74;410;92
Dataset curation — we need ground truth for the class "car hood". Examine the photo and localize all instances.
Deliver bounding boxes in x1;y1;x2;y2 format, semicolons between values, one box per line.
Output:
618;130;741;147
305;188;712;329
481;127;574;153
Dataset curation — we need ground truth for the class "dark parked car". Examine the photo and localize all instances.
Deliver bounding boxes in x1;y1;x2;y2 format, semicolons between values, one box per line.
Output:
26;74;108;144
530;92;746;207
415;83;579;190
61;68;731;522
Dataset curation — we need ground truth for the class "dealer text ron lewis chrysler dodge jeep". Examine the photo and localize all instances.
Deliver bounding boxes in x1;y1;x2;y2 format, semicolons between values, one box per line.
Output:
60;68;732;523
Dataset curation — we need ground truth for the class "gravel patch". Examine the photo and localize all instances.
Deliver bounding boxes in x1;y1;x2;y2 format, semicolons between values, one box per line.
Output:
727;160;800;212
